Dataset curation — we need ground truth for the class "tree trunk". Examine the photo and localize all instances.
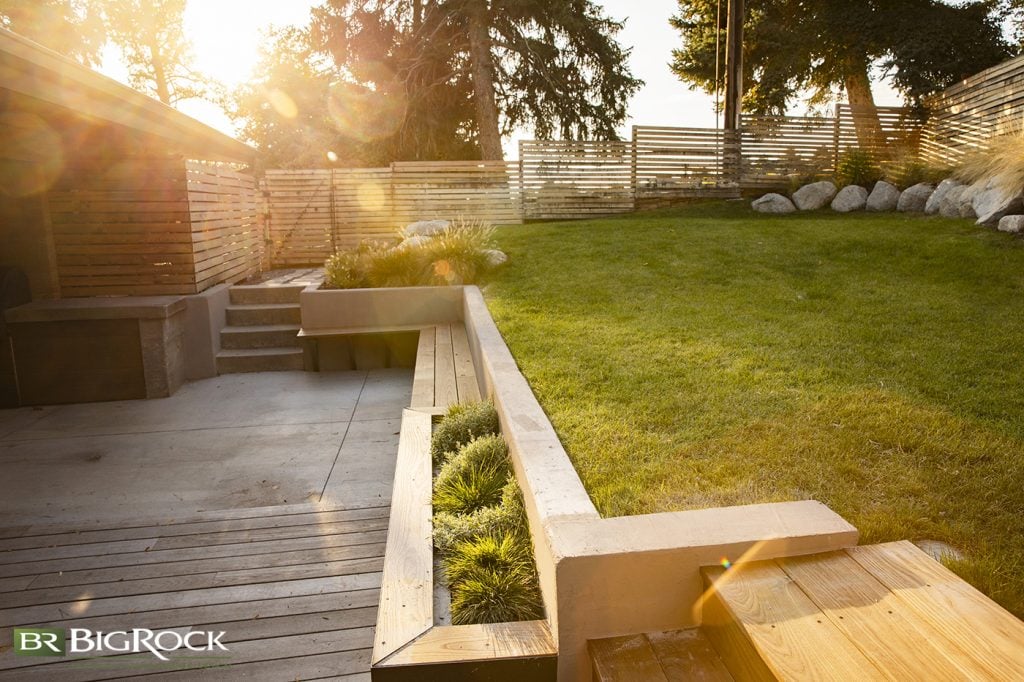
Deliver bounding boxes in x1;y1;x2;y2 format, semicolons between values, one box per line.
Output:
148;40;171;105
843;56;886;156
466;4;504;160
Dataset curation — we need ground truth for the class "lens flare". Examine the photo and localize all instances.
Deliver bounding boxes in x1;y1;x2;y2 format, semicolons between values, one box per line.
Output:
265;88;298;119
720;557;732;569
326;151;339;162
0;112;64;197
327;73;407;142
356;182;387;211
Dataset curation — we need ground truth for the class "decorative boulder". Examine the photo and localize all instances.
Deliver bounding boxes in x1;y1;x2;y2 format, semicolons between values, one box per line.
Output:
483;249;508;268
958;182;981;219
998;215;1024;234
792;180;838;210
925;178;961;215
866;181;901;212
752;193;797;214
831;185;868;213
397;235;432;250
972;181;1024;226
897;183;935;213
403;219;451;237
939;186;966;218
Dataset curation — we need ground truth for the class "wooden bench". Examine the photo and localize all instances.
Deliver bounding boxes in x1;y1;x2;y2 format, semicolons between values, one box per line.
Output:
299;322;481;411
592;541;1024;680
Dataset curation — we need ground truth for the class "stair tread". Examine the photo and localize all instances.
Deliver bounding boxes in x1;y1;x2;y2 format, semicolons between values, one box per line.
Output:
217;348;303;358
589;629;732;682
225;303;300;310
221;324;301;334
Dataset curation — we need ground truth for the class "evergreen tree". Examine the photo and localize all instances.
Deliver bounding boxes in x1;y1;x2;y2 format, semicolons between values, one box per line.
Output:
309;0;643;160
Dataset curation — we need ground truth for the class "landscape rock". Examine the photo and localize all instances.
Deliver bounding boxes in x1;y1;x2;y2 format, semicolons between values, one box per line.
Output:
925;178;961;214
959;182;983;219
866;181;901;212
792;180;838;210
897;183;935;213
751;193;797;214
939;186;966;218
998;215;1024;234
830;185;868;213
972;180;1024;226
482;249;508;268
402;219;451;237
398;235;432;250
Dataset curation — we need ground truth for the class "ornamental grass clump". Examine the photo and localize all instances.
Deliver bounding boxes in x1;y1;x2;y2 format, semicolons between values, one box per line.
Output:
321;217;500;290
835;149;883;188
446;533;544;625
430;400;500;465
433;463;509;515
958;129;1024;195
433;477;526;553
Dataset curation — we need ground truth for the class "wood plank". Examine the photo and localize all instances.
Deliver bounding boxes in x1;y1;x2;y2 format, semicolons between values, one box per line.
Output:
589;634;670;682
410;327;436;409
371;409;433;665
433;324;458;409
383;620;556;666
450;324;480;403
0;542;385;592
847;541;1024;679
645;629;735;681
702;563;887;681
778;551;991;679
0;572;383;628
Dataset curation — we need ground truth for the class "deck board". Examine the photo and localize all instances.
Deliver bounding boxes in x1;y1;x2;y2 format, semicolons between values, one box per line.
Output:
0;502;389;679
433;324;459;408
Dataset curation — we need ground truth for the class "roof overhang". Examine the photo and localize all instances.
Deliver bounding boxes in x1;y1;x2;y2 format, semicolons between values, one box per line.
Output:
0;28;254;164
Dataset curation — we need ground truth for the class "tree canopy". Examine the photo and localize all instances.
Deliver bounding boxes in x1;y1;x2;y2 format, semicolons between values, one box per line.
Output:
670;0;1014;118
0;0;105;66
103;0;216;106
233;0;642;164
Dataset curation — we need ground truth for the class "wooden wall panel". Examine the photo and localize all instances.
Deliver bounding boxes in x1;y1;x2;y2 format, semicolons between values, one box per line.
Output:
47;157;196;297
186;161;262;292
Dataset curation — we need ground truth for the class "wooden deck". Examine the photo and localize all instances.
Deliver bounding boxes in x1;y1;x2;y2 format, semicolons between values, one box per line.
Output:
0;503;389;680
410;323;481;411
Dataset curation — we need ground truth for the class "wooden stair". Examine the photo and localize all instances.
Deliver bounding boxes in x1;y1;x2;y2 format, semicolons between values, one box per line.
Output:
591;541;1024;681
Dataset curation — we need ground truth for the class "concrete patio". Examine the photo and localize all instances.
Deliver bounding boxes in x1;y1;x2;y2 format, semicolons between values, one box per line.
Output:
0;369;412;526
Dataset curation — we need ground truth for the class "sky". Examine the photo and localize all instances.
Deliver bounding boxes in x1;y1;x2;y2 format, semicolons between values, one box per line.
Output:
98;0;905;160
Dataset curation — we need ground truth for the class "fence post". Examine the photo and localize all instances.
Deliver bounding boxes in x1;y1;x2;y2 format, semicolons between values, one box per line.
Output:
833;103;842;172
630;125;638;210
518;140;526;221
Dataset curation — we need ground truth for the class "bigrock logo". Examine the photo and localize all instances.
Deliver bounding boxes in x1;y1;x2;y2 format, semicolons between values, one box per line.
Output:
14;628;66;656
13;627;229;661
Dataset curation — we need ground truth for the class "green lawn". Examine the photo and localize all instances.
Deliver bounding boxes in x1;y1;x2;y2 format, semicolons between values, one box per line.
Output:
484;201;1024;616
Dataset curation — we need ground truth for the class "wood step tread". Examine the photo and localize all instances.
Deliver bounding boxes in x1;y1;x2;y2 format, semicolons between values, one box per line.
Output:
222;324;302;334
590;629;733;681
225;303;300;310
217;348;303;358
702;540;1024;680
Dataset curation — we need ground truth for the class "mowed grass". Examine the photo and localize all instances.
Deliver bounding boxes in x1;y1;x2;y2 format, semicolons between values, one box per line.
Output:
484;201;1024;615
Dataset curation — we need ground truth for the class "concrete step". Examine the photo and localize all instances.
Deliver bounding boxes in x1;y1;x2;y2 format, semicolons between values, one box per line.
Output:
225;303;301;326
220;325;301;350
229;284;307;306
216;348;304;374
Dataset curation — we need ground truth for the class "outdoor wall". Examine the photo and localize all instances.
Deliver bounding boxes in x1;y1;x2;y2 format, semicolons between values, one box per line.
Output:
922;53;1024;167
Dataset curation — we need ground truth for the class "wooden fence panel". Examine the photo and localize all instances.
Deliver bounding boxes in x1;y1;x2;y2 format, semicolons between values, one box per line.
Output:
519;140;633;220
48;157;197;297
185;161;262;292
391;161;520;226
921;53;1024;167
632;126;739;199
331;168;395;249
264;169;334;267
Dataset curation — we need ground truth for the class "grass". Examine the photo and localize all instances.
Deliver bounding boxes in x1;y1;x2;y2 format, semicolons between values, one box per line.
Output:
484;200;1024;615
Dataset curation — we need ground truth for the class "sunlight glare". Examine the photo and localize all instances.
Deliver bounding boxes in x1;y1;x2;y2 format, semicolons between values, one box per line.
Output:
0;112;64;197
266;88;298;119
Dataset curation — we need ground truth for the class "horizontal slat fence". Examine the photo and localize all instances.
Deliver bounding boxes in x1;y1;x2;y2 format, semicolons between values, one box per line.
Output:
632;126;738;201
921;53;1024;167
519;141;633;220
48;157;196;297
264;162;521;266
48;157;262;297
185;161;262;292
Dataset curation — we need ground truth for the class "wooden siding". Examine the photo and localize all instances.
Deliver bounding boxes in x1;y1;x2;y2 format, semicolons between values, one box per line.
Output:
186;161;262;292
48;157;197;297
921;53;1024;166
